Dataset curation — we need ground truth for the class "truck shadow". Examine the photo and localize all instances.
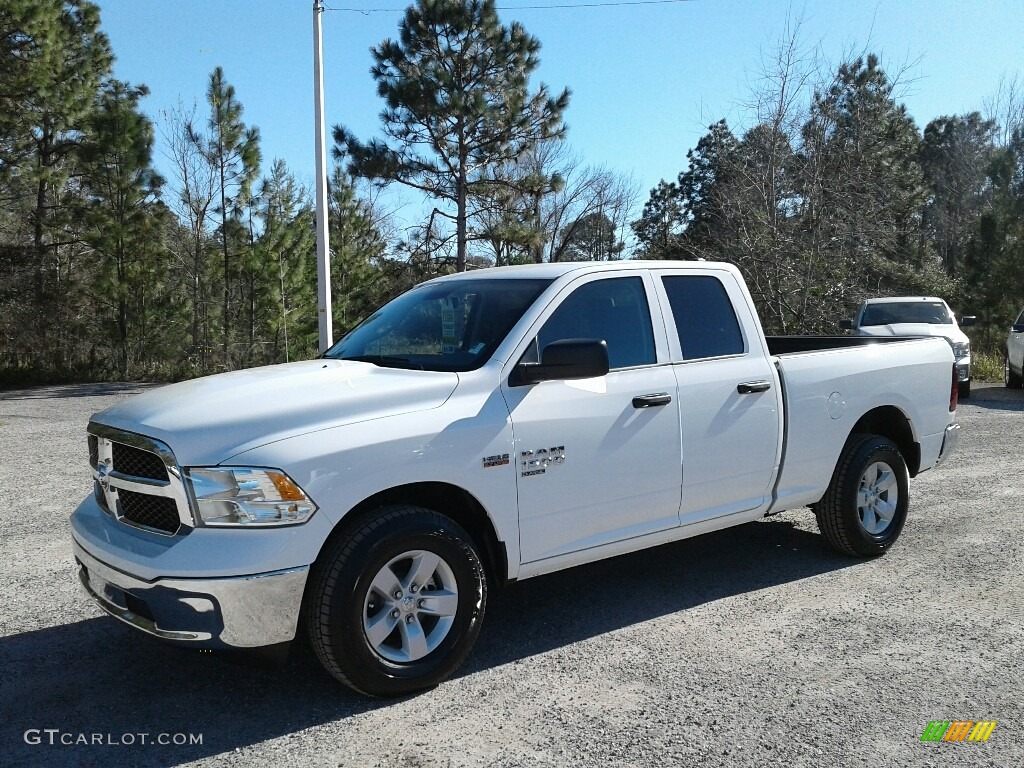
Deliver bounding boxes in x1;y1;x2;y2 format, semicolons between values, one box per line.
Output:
471;516;852;672
0;382;155;400
0;516;852;767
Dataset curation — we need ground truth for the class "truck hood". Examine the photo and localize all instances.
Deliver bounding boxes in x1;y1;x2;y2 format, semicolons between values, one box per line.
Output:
857;323;967;344
91;360;459;465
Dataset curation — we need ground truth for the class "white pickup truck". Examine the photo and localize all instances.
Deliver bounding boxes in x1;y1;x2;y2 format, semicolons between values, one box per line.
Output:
840;296;976;397
72;261;961;697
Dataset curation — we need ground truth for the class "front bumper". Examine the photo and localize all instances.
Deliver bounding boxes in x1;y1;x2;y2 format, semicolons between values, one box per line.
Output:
936;422;960;467
74;539;308;648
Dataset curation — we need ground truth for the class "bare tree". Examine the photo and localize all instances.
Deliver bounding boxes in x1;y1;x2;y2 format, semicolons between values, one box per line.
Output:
478;140;638;265
643;18;939;335
984;72;1024;146
544;158;638;264
159;101;218;368
715;16;825;332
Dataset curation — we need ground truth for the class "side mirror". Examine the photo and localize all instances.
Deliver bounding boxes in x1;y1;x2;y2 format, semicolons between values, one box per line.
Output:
839;319;854;331
960;315;977;327
513;339;609;386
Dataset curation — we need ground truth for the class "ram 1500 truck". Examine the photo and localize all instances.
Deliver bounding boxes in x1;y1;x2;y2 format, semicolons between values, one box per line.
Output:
72;261;961;697
840;296;976;397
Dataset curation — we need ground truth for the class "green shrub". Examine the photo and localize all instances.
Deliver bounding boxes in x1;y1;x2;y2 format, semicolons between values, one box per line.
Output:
972;351;1003;383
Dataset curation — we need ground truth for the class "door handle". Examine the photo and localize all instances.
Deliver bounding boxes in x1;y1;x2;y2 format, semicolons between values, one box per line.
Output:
737;380;771;394
632;393;672;408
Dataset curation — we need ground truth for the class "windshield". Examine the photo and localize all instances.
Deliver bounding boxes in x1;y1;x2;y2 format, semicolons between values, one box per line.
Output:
324;278;552;372
860;301;952;326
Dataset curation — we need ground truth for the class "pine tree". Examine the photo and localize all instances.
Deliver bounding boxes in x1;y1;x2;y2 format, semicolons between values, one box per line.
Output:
801;55;925;287
0;0;112;370
559;212;623;261
920;113;997;277
631;121;739;262
963;126;1024;350
676;120;740;259
334;0;569;272
252;160;315;362
631;180;685;260
191;67;261;365
81;80;168;377
329;164;387;336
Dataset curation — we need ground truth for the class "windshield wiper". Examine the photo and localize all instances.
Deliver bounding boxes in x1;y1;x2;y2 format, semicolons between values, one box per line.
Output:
342;355;425;370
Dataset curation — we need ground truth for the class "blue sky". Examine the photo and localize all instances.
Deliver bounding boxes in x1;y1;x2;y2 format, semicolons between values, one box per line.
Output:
96;0;1023;211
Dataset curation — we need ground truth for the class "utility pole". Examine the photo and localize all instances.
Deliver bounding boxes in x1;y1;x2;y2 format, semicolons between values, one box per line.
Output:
313;0;333;353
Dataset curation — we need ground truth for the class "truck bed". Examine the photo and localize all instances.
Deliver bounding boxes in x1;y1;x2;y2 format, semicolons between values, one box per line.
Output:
766;334;955;515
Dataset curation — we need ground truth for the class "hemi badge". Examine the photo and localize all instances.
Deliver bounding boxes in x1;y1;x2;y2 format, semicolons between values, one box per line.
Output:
482;454;509;468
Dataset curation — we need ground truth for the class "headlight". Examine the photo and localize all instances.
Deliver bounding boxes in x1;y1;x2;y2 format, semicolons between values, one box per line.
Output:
951;341;970;358
185;467;317;526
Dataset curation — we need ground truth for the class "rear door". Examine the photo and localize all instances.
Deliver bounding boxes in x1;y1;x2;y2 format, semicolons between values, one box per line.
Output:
652;269;783;525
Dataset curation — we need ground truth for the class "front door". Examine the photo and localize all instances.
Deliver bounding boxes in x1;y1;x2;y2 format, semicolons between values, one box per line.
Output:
503;274;683;563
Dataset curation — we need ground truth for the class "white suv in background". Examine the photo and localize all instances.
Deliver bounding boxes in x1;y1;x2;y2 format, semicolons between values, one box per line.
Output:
842;297;976;397
1006;309;1024;389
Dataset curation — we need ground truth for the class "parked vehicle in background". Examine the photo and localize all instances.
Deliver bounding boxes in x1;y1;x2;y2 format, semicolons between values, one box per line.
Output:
841;297;976;398
1005;308;1024;388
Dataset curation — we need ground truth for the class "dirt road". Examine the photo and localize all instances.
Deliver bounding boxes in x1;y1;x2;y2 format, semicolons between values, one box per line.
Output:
1;382;1021;767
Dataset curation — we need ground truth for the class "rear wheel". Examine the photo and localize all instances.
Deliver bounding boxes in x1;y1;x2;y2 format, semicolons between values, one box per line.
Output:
1006;354;1023;389
815;434;909;557
959;380;971;399
308;505;487;697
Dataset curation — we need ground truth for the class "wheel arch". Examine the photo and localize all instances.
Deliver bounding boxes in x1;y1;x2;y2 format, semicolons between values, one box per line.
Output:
312;482;510;589
849;406;920;477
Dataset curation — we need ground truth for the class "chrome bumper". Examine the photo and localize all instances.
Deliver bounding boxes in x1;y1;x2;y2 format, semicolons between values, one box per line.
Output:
73;540;308;648
936;422;960;467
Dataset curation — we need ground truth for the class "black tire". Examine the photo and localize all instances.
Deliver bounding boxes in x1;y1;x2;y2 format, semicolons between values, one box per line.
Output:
959;380;971;399
1006;354;1023;389
308;505;487;697
815;434;909;557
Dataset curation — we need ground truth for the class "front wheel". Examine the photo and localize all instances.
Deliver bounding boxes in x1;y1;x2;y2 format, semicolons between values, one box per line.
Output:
307;505;487;697
815;434;910;557
1006;354;1023;389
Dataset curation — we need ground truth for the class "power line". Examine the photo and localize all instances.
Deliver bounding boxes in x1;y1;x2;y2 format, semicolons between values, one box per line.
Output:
325;0;693;13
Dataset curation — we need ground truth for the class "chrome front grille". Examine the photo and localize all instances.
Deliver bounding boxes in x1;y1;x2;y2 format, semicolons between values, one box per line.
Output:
88;435;99;469
119;490;181;532
112;442;168;481
87;423;193;536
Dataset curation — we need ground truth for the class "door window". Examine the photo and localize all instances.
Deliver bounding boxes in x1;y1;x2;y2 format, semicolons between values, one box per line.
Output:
661;276;744;360
537;277;656;369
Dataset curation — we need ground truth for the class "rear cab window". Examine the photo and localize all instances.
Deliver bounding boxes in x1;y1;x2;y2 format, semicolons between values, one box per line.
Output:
659;274;746;361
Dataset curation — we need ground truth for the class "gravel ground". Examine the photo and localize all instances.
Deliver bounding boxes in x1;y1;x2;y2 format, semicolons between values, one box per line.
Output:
0;382;1021;768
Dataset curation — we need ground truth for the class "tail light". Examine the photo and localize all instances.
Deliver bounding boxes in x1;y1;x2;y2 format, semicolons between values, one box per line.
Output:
949;364;959;412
